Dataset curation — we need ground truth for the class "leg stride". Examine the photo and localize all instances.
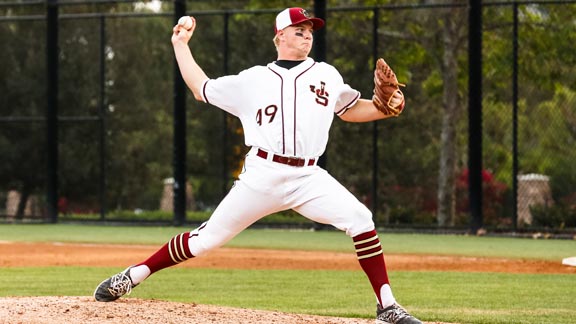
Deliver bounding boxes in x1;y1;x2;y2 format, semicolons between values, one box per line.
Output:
353;230;422;324
93;232;194;302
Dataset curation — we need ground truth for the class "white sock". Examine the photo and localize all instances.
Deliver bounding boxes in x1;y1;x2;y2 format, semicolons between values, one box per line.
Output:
128;265;151;285
379;284;396;308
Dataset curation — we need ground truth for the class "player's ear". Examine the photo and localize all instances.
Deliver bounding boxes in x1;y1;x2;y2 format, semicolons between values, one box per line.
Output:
276;29;285;40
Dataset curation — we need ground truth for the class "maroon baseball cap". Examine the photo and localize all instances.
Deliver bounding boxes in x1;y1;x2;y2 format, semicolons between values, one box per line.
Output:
274;7;324;34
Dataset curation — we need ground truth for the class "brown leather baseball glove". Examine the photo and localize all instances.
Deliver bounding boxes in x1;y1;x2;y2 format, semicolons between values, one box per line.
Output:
372;58;406;116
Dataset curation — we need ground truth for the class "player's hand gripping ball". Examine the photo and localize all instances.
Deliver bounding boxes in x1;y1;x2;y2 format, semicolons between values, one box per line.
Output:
178;16;194;30
372;58;406;116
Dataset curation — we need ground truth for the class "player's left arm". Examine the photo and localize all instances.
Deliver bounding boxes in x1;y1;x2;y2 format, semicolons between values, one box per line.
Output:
338;98;398;123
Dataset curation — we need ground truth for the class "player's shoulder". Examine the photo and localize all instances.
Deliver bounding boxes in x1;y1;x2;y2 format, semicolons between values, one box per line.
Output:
239;64;269;75
312;61;343;78
314;60;335;68
226;65;268;81
315;61;338;70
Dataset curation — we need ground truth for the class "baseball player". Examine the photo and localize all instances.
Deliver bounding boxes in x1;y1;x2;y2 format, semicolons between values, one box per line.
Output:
94;7;421;324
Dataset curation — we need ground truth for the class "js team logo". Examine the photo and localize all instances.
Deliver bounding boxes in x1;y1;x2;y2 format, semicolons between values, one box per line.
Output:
310;81;329;107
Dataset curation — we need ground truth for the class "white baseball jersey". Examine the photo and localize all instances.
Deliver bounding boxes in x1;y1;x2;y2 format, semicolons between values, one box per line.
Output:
200;57;360;158
188;57;374;258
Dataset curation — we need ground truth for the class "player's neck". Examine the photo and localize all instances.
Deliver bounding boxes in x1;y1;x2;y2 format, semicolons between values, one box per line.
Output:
275;59;305;69
277;54;308;61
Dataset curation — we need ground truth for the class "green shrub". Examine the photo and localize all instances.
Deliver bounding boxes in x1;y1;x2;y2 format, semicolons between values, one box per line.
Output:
530;203;576;229
58;210;314;226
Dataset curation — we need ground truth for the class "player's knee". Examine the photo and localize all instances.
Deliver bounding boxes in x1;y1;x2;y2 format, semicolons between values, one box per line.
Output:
187;224;233;257
346;206;375;237
188;236;220;257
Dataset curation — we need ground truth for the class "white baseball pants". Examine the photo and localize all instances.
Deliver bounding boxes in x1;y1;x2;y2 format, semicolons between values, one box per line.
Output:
188;148;375;257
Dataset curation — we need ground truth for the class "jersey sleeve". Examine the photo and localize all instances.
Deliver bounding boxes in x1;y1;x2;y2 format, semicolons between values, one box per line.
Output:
318;63;361;116
333;84;361;116
200;74;245;117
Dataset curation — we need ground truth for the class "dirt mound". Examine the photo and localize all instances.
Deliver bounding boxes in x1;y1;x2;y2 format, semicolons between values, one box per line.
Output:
0;296;378;324
0;296;457;324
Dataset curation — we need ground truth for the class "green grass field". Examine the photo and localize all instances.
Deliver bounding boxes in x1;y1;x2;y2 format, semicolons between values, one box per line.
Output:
0;224;575;324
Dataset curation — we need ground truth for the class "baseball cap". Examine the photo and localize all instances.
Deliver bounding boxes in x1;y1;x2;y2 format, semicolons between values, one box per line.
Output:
274;7;325;34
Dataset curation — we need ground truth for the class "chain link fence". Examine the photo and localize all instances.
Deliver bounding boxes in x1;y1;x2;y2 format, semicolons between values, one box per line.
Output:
1;1;575;233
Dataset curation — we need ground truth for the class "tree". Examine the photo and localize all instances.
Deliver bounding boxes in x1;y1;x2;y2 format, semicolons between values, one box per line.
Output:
434;2;468;226
0;8;46;218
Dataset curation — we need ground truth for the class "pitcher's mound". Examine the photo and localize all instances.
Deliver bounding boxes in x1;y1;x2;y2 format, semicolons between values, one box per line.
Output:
0;296;453;324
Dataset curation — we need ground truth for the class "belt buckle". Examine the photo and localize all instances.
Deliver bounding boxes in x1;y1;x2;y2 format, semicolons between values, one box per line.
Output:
294;157;306;167
283;156;301;166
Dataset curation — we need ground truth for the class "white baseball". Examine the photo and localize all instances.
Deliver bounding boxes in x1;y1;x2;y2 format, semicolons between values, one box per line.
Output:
178;16;193;30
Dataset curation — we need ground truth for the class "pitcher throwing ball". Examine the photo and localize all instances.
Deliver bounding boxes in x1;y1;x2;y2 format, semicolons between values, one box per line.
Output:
94;7;421;324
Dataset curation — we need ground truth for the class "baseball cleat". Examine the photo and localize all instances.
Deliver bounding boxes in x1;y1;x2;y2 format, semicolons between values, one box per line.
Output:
93;267;138;302
376;303;423;324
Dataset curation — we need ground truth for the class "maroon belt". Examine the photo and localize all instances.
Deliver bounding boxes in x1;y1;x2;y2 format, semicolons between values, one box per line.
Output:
257;149;316;167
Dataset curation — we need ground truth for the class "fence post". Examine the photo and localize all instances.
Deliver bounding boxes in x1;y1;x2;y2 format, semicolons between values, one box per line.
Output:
314;0;327;171
221;12;229;199
371;8;379;223
312;0;328;231
99;14;107;221
468;0;483;233
46;0;59;223
173;0;187;226
512;2;519;231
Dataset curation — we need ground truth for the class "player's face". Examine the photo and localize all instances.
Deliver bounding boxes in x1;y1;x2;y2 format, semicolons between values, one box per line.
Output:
280;22;314;59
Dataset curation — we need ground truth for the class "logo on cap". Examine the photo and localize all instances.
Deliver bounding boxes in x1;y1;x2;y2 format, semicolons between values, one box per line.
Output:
274;7;325;34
